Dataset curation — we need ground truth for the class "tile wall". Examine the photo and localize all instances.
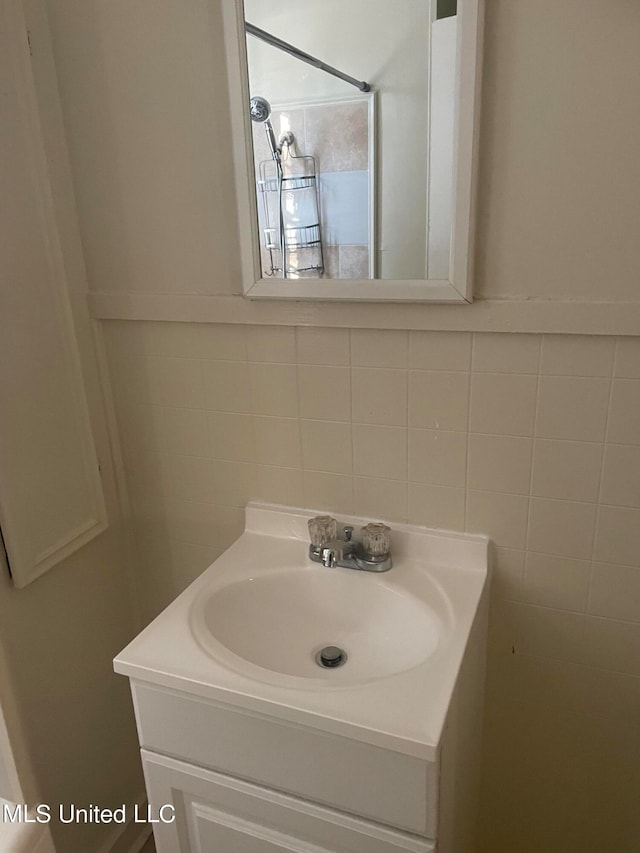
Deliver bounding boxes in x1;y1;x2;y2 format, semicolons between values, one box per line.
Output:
105;322;640;853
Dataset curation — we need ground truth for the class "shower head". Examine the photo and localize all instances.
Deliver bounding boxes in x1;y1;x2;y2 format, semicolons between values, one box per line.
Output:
249;96;280;163
250;96;272;123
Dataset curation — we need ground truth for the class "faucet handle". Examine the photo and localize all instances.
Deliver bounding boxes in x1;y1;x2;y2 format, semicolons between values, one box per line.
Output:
361;522;391;558
308;515;337;548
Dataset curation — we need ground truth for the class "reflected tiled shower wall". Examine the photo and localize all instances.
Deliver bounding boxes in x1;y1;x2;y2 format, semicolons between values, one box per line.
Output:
252;101;370;279
105;323;640;853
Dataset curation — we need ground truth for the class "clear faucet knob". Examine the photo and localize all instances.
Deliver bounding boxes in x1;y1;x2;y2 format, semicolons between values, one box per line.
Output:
308;515;337;548
361;522;391;557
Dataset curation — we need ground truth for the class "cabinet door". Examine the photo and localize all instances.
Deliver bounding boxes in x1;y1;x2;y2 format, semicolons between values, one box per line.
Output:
142;750;434;853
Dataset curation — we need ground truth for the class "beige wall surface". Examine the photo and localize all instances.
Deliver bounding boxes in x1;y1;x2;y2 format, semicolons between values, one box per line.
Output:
46;0;640;306
41;1;640;851
45;0;240;296
0;3;143;850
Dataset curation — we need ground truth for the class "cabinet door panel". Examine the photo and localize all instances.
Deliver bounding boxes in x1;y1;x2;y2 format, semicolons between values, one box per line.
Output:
193;807;331;853
142;749;434;853
0;0;107;587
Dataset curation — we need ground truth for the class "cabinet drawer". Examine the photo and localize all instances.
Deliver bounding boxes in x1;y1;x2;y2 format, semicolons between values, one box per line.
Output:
132;681;437;837
142;750;435;853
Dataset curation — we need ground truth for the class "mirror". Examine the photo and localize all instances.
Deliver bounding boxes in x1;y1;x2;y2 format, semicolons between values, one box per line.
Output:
222;0;483;302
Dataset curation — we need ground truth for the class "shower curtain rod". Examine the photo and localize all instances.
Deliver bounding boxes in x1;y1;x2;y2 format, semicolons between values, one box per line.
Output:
245;22;371;93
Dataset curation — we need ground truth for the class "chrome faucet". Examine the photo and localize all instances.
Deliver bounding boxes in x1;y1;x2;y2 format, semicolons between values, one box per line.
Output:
308;516;392;573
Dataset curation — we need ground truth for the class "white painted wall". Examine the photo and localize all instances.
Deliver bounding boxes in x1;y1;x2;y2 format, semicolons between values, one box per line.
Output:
45;0;640;305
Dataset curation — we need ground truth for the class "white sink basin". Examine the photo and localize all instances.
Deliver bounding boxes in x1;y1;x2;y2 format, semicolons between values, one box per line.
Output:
191;564;446;685
114;502;489;759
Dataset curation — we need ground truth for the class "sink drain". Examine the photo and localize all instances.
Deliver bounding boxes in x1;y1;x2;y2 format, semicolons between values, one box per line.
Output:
315;645;347;669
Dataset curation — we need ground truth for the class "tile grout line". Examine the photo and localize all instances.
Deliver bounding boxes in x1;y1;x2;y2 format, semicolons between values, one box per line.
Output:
404;332;410;522
463;334;475;532
241;326;260;479
293;326;308;507
348;328;355;512
586;336;618;613
522;334;544;601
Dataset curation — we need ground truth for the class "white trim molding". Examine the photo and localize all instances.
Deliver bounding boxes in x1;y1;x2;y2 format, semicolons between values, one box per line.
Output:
87;291;640;336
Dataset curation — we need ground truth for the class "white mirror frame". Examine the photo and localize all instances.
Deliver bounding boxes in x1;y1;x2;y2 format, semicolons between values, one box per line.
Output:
222;0;483;303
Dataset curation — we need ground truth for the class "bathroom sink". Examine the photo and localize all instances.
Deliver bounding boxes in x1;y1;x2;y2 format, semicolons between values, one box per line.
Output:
114;502;489;759
191;565;445;685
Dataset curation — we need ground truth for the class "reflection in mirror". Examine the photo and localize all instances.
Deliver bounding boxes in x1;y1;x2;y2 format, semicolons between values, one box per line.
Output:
243;0;457;281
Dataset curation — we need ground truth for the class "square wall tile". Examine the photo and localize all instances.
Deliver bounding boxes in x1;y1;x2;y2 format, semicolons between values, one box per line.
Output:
249;363;298;417
471;372;538;437
354;477;408;523
492;547;525;601
593;505;640;566
353;424;407;480
409;371;470;431
117;402;164;460
110;356;150;409
145;321;202;358
607;379;640;445
531;439;602;502
352;367;408;426
351;329;408;368
208;412;255;462
246;325;296;363
253;416;301;468
409;331;472;371
514;604;586;662
614;337;640;378
589;563;640;622
169;456;255;507
201;360;251;413
254;465;304;506
301;420;352;474
296;328;350;365
472;333;540;374
466;490;529;549
298;365;351;421
524;553;590;612
143;356;203;408
303;471;354;515
103;320;146;357
581;617;640;676
540;335;615;377
194;324;248;361
536;376;610;442
167;500;244;549
600;444;640;507
468;434;532;494
528;498;597;559
408;483;465;530
409;429;467;486
158;407;211;457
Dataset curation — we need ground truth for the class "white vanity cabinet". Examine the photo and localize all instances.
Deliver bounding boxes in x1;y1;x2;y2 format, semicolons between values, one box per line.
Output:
142;750;434;853
133;680;437;853
116;505;490;853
